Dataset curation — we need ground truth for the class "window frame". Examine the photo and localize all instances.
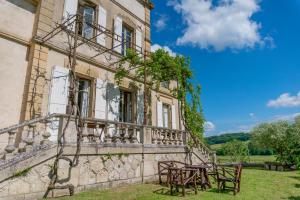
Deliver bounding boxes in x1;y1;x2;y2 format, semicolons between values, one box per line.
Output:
75;75;94;118
77;0;97;40
121;23;134;56
119;89;134;123
162;103;171;128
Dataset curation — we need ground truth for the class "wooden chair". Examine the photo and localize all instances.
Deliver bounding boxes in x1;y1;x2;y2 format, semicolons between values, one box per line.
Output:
216;164;242;195
158;161;187;185
169;167;198;196
206;162;218;181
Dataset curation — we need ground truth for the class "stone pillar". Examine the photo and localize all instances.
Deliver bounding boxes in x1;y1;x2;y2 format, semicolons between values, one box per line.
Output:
18;0;54;144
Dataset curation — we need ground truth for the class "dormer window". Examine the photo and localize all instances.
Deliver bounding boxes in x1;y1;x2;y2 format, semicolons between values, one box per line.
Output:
78;1;96;39
121;24;133;55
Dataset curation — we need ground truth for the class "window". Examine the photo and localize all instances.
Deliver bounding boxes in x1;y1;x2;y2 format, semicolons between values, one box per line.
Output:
76;78;91;117
162;104;171;128
119;90;133;123
78;1;95;39
161;81;170;89
121;25;133;55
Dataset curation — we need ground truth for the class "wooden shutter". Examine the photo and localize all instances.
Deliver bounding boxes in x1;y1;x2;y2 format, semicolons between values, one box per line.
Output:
95;78;107;119
97;5;107;46
137;90;144;125
48;66;69;141
135;29;142;55
113;16;122;54
171;105;177;129
157;101;163;127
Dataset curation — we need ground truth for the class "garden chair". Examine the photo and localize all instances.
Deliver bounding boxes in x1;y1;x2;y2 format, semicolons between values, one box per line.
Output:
216;164;242;195
169;167;198;196
158;161;187;185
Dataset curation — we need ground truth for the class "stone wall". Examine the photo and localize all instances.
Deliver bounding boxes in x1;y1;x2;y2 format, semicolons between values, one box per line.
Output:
0;144;204;200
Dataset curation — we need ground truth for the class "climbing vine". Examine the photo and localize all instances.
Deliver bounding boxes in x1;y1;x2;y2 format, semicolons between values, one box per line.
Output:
115;49;205;141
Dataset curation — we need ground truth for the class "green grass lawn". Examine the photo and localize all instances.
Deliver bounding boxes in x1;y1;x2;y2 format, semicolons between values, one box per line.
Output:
53;168;300;200
217;155;276;163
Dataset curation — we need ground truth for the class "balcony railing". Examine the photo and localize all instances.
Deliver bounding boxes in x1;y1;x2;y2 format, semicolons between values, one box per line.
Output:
0;114;190;162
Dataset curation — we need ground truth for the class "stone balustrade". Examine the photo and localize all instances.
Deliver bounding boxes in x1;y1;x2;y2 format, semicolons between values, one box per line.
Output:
0;114;189;162
150;127;184;146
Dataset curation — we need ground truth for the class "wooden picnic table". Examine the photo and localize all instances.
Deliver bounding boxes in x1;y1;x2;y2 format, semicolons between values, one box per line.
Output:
186;164;212;190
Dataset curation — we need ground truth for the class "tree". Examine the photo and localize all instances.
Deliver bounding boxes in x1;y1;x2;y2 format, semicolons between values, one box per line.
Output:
251;117;300;167
115;49;205;141
222;140;250;163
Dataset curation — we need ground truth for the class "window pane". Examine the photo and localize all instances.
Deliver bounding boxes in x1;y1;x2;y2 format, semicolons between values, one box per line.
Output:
82;7;94;39
122;26;133;55
77;79;90;117
163;104;169;128
119;90;132;122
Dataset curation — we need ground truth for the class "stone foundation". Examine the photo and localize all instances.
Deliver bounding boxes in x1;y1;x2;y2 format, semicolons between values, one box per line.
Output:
0;144;204;200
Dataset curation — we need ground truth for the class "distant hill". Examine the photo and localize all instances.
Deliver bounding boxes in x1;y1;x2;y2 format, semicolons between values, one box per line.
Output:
206;132;250;145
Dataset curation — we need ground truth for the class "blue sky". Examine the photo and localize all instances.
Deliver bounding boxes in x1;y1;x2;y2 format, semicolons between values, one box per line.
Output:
150;0;300;136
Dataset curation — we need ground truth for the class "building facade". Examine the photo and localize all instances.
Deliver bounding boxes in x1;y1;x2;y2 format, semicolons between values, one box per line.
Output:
0;1;213;199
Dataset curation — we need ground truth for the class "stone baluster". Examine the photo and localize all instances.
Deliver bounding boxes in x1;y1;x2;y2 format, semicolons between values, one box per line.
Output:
173;131;178;145
5;130;17;159
82;122;89;142
162;130;167;145
94;123;100;143
24;124;35;151
114;124;122;143
178;131;182;145
151;129;157;144
41;120;51;145
129;126;137;143
157;129;162;144
104;123;112;143
167;130;172;145
123;125;130;143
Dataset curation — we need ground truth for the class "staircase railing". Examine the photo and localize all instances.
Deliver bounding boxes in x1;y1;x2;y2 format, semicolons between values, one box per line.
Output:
185;131;217;164
0;113;62;160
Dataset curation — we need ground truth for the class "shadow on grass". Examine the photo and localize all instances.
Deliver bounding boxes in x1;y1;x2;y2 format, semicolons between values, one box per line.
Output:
288;196;300;200
289;176;300;181
295;184;300;188
205;188;234;196
153;186;207;197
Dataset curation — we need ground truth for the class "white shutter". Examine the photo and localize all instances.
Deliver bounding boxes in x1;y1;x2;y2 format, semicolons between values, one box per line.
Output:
95;78;107;119
48;66;69;114
97;5;107;46
137;90;144;125
157;101;163;127
63;0;78;20
171;105;177;129
63;0;78;31
107;83;120;121
135;29;142;55
113;16;122;54
48;66;69;141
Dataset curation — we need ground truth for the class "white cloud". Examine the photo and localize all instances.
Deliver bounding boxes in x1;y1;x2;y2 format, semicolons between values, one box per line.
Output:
168;0;271;51
154;15;168;31
151;44;176;57
267;91;300;108
204;121;216;132
273;113;300;121
249;113;255;118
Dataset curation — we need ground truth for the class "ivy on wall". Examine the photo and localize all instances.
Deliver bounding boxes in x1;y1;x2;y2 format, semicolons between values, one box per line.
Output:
115;49;205;141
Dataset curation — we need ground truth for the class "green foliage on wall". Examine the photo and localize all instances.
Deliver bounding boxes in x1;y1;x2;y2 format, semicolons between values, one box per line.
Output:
115;49;205;141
